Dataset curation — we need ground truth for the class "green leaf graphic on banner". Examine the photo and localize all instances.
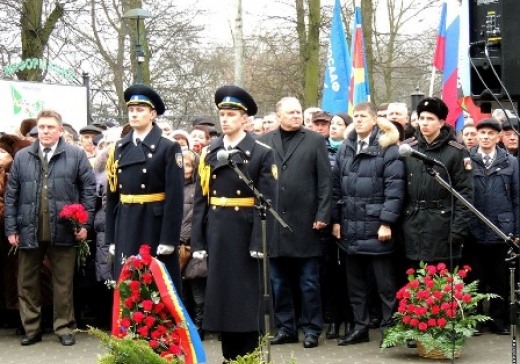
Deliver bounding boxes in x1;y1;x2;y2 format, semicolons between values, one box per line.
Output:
11;85;22;115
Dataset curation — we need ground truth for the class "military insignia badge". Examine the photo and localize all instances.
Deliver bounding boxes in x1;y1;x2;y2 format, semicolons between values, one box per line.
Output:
175;153;183;168
271;164;278;180
463;157;472;171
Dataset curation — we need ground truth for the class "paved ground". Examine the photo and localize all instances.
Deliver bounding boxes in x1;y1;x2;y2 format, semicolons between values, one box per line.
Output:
0;327;515;364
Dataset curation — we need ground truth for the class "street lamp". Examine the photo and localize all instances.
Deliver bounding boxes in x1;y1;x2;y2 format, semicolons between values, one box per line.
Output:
410;87;425;111
123;8;152;84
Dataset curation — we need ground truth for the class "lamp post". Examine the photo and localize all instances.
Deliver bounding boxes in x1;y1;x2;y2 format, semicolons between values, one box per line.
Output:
123;8;152;84
410;87;425;111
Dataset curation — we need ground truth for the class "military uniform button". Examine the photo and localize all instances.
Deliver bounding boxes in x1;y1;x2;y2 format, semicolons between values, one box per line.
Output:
143;168;147;173
213;190;217;195
236;190;241;195
212;175;217;179
282;165;287;170
148;153;153;158
119;184;123;188
141;184;145;189
118;169;122;173
235;206;239;211
151;145;155;149
212;205;216;210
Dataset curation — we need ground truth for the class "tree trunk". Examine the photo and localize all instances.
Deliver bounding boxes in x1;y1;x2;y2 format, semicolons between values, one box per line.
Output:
17;0;64;81
296;0;321;108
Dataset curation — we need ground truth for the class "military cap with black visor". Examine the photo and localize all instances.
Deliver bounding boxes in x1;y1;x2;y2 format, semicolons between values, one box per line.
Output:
124;84;165;116
214;85;258;116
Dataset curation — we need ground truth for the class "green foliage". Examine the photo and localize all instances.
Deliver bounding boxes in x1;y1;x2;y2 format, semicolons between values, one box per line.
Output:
89;327;182;364
381;262;498;359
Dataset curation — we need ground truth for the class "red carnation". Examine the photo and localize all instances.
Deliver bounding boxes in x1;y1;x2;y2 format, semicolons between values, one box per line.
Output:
142;299;154;312
433;291;444;300
431;305;440;314
436;262;446;270
141;254;152;266
418;322;428;331
142;273;153;285
124;297;134;309
151;330;162;340
137;326;149;337
129;280;140;292
406;268;415;275
121;318;132;328
149;340;159;349
462;294;472;303
454;291;463;300
458;269;467;278
428;318;437;327
154;302;165;314
402;315;411;324
139;244;151;257
463;265;472;271
145;315;155;327
132;311;145;323
454;283;463;291
410;318;419;327
437;317;447;328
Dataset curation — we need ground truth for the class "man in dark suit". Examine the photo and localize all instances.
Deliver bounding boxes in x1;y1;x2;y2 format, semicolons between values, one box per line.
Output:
105;84;184;290
260;97;332;349
191;85;278;362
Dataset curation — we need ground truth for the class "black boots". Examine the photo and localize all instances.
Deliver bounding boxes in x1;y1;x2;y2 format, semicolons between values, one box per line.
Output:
195;304;204;341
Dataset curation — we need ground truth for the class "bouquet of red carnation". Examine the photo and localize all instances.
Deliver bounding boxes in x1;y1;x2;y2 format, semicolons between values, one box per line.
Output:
115;245;186;362
381;262;497;358
59;203;90;269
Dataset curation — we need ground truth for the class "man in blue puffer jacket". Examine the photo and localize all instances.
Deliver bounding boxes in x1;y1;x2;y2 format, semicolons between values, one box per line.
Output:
467;118;519;335
332;102;405;346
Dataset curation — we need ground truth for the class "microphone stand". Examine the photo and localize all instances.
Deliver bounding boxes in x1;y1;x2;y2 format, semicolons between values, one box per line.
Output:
424;165;520;364
226;158;291;364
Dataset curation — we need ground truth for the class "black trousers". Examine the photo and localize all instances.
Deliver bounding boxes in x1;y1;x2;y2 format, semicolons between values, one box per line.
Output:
221;331;259;361
344;254;396;331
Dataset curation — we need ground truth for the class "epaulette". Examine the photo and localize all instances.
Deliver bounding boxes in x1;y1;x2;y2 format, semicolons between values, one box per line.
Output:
402;137;417;146
255;140;272;149
448;140;465;150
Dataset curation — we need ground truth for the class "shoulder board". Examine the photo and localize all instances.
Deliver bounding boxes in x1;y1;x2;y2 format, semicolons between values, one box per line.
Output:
448;140;465;150
402;137;417;146
255;140;272;149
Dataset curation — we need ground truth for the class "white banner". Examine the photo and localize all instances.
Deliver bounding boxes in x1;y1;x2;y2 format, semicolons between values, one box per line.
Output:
0;80;87;135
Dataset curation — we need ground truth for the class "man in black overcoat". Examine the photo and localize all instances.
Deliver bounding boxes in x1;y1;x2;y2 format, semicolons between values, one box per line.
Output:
191;85;278;362
259;96;332;349
105;84;184;290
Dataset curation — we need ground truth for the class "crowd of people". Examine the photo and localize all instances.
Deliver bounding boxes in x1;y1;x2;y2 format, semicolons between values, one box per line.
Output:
0;84;518;363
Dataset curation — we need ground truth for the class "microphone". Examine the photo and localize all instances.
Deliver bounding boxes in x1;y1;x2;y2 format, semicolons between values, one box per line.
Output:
398;144;444;167
216;148;242;162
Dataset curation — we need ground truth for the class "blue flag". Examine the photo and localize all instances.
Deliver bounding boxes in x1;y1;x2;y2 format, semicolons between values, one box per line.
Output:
321;0;350;114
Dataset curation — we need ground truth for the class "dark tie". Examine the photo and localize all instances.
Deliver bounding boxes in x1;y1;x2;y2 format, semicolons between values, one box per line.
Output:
483;154;491;168
358;141;366;154
227;146;233;151
43;147;51;163
136;138;141;146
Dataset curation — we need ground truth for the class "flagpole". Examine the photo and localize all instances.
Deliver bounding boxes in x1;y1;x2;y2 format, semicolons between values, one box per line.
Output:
428;66;436;97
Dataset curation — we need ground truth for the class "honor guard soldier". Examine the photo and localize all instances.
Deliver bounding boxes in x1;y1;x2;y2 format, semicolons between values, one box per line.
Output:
105;84;184;290
191;85;278;362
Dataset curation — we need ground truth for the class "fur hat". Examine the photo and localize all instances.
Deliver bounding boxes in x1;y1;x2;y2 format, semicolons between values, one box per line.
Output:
19;118;37;137
0;134;31;158
416;97;449;121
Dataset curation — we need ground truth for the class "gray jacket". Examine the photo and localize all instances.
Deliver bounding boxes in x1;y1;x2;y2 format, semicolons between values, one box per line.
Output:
5;138;96;248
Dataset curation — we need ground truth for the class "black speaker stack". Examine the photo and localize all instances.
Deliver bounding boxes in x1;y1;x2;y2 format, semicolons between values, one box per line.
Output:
469;0;520;102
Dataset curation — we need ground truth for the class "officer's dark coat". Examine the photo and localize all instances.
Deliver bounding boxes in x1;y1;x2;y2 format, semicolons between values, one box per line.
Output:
402;125;473;262
191;133;278;332
105;123;184;289
259;127;332;258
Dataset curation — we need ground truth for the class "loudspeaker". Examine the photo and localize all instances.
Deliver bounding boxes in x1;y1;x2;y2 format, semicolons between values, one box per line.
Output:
469;0;520;101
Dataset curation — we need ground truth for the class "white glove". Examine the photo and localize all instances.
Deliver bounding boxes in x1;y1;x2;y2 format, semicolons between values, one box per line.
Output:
156;244;175;255
109;244;115;256
192;250;208;260
250;251;264;259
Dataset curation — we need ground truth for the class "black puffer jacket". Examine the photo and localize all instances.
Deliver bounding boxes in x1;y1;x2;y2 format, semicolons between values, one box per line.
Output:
332;118;405;255
5;139;96;248
402;125;473;261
